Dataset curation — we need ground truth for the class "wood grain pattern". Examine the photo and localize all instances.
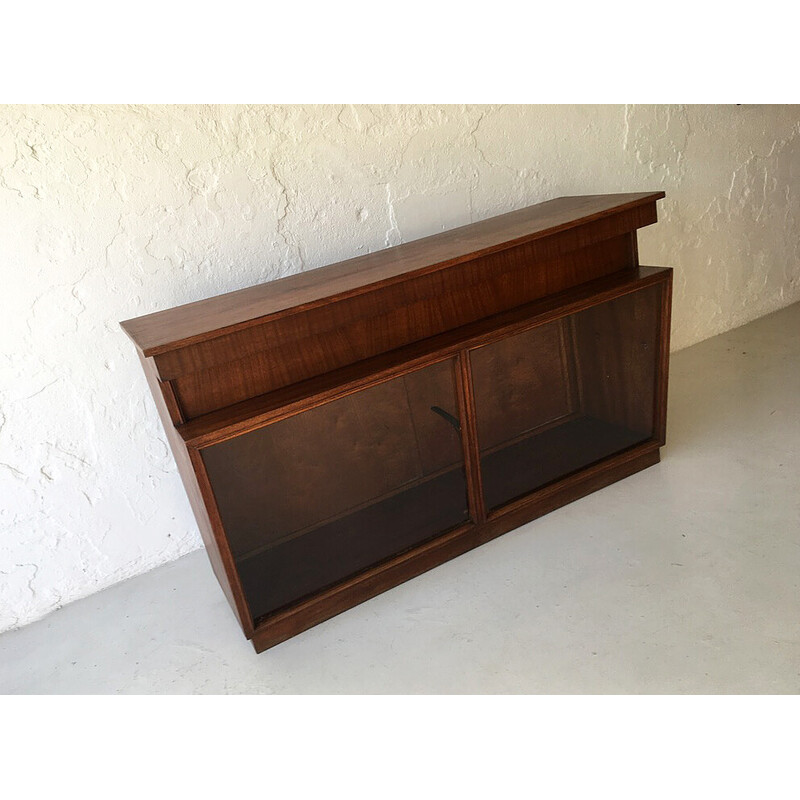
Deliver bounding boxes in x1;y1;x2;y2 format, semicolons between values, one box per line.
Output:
120;192;672;652
165;231;638;419
178;267;671;449
121;193;663;357
457;351;486;524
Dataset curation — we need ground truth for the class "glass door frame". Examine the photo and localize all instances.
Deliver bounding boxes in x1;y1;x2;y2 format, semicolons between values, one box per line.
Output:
180;267;672;627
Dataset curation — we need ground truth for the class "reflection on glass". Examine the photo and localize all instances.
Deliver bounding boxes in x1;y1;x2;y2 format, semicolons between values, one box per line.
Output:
201;359;469;622
470;284;661;511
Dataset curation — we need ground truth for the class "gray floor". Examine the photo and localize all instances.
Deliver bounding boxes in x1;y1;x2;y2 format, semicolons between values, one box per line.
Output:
2;303;798;694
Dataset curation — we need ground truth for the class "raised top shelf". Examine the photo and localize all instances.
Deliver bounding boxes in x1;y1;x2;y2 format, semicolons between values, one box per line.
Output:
120;192;664;357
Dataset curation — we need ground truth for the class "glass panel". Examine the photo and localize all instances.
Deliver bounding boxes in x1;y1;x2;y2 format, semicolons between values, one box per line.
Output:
470;284;661;512
201;359;469;622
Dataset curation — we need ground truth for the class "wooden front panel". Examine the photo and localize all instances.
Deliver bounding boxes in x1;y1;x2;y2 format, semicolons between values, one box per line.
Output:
164;231;636;419
121;192;662;357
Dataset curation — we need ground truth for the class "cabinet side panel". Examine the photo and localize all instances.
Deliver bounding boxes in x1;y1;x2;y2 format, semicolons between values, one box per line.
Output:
654;269;673;443
136;352;254;636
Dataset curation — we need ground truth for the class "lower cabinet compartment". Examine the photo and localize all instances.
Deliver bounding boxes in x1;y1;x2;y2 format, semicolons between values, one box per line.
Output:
200;358;471;623
193;271;670;642
470;283;662;511
237;466;469;622
480;415;650;512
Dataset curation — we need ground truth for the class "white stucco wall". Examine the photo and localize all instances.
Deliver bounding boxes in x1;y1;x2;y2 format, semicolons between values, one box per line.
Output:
2;104;799;634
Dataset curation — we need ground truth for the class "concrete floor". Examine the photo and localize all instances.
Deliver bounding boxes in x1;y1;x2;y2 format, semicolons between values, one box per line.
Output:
2;303;798;694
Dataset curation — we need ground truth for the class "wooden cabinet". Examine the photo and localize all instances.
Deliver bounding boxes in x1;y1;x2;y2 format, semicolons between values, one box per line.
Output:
121;192;672;652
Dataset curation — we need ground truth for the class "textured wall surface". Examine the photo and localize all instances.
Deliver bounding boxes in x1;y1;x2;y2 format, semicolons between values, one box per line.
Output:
2;104;799;634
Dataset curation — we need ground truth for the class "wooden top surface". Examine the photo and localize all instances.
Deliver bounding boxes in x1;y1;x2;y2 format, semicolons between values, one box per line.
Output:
120;192;664;356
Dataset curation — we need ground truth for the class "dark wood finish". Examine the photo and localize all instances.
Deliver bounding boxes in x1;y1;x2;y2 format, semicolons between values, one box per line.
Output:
177;266;670;449
456;351;487;525
121;193;662;356
121;192;672;652
122;194;662;420
166;233;638;418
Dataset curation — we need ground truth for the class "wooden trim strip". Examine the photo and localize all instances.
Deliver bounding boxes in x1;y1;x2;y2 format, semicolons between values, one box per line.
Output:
158;379;186;425
654;270;673;444
456;351;486;524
